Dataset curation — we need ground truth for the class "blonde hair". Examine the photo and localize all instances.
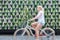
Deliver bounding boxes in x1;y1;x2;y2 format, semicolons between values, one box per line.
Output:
37;6;44;12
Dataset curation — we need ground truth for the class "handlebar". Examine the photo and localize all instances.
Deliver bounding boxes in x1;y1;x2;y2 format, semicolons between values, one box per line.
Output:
21;20;31;28
26;20;31;25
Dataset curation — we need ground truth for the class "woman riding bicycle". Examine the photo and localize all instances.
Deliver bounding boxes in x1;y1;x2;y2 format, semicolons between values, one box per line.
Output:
30;6;45;40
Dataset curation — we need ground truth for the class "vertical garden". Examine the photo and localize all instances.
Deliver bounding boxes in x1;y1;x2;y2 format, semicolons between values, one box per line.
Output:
0;0;60;30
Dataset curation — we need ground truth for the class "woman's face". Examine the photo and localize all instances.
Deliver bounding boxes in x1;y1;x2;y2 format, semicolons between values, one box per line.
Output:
37;7;42;11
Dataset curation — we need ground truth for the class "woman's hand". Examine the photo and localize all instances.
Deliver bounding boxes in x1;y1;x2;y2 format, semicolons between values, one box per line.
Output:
28;18;34;22
30;18;35;21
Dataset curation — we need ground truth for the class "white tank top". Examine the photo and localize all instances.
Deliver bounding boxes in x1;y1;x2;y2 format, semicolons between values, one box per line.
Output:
37;11;45;24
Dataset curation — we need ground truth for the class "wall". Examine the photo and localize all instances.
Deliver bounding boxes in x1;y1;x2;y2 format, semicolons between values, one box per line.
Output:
0;0;60;30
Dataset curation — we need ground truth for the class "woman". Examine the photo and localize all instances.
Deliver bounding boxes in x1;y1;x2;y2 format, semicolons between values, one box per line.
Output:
30;6;45;40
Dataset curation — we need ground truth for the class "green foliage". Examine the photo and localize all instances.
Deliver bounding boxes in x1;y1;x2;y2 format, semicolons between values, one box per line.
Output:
0;0;60;29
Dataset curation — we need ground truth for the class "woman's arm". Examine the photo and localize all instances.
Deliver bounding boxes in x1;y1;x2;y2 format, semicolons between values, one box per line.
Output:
30;13;42;21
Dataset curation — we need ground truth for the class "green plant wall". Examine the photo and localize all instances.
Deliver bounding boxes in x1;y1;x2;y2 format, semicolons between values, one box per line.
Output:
0;0;60;30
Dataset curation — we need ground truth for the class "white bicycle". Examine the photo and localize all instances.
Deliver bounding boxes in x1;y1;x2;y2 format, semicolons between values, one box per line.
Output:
13;20;55;40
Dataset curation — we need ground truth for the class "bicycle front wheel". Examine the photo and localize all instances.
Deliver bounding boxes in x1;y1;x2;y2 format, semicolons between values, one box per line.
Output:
13;28;30;40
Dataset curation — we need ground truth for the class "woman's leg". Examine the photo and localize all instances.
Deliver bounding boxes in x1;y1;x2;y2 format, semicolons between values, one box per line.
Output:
35;23;42;40
31;22;38;28
31;22;43;40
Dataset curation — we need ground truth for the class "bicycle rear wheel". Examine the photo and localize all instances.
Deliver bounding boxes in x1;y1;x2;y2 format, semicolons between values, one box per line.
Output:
13;28;30;40
40;27;55;40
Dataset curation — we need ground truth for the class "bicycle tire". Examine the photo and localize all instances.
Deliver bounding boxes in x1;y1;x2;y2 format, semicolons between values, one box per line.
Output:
13;28;30;40
40;27;55;40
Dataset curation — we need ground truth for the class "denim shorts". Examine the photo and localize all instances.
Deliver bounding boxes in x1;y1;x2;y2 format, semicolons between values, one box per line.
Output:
38;21;45;26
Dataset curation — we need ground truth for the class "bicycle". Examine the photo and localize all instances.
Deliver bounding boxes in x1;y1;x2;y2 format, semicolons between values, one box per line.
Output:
13;20;55;40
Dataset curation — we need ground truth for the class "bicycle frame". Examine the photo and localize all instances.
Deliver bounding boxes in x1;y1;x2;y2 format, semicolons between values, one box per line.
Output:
14;20;55;40
25;20;35;36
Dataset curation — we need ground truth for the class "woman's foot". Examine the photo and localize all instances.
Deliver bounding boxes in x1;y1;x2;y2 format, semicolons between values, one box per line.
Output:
35;38;39;40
